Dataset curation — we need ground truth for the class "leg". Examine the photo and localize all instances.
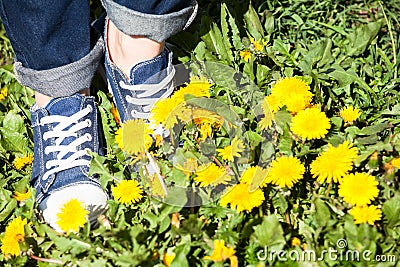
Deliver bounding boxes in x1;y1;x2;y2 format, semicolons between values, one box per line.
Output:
0;0;107;231
101;0;198;122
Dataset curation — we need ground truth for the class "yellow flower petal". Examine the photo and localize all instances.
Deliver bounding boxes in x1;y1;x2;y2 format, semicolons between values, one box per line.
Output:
0;217;27;257
291;108;331;140
349;205;382;225
112;180;143;204
268;156;305;188
339;173;379;206
340;106;361;123
56;199;89;233
220;183;264;213
216;137;244;162
310;141;358;183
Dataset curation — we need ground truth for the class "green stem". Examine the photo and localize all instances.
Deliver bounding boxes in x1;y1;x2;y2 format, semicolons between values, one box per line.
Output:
379;1;397;79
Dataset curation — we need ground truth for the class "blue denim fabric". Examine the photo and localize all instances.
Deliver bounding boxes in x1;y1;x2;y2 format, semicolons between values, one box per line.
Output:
30;95;103;203
0;0;91;71
0;0;194;72
114;0;190;15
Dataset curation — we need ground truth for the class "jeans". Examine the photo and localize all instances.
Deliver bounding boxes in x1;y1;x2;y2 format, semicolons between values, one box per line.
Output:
0;0;197;97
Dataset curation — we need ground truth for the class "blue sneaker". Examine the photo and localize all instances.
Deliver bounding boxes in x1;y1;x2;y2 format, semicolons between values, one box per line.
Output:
104;21;175;123
31;94;108;231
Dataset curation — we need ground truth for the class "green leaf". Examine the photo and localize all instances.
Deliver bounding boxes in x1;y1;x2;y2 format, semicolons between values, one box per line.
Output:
244;4;264;40
346;20;383;57
0;129;28;154
264;11;275;34
223;4;242;50
88;153;114;189
299;39;333;73
251;215;285;250
382;195;400;228
245;130;263;149
327;65;374;94
47;232;91;255
0;199;17;221
2;111;25;133
171;244;190;267
273;39;291;59
201;20;232;64
314;198;331;227
272;193;288;213
359;123;392;136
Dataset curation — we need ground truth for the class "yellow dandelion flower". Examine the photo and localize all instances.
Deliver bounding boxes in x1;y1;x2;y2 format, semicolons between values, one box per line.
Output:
112;179;143;204
204;240;236;262
265;94;281;114
240;50;252;62
220;183;264;213
56;199;89;233
115;127;123;147
391;157;400;168
230;255;238;267
0;86;8;101
239;166;270;188
13;190;31;202
194;163;231;187
0;217;27;257
216;137;244;162
116;119;154;154
268;156;305;188
340;106;361;123
154;134;163;147
163;251;176;267
310;141;358;183
150;97;188;129
110;103;121;126
349;205;382;225
172;76;211;102
13;155;34;170
338;173;379;206
250;37;263;52
271;77;313;114
192;108;224;140
291;237;301;247
291;108;331;140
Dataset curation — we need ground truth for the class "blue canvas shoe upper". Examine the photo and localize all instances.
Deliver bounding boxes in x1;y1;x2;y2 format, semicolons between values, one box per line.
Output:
30;94;103;203
104;36;175;122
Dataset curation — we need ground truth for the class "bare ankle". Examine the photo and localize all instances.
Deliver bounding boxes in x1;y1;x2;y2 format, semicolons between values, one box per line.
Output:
106;20;165;78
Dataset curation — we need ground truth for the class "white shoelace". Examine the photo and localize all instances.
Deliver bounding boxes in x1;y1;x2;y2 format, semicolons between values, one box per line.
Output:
40;105;93;181
119;67;176;119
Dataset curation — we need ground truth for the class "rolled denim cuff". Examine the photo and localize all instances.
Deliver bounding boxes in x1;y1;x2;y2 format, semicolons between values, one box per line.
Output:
100;0;198;42
13;37;105;98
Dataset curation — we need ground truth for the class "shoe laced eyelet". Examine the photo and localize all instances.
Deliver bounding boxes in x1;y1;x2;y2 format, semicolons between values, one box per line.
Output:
45;162;51;169
86;105;93;112
86;133;92;141
86;119;92;127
